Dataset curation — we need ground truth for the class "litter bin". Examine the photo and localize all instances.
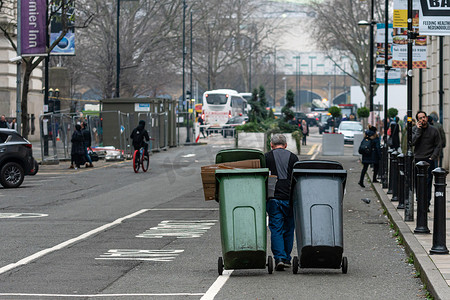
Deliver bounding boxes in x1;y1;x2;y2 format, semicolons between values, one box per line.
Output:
214;149;273;275
290;160;348;274
215;148;266;167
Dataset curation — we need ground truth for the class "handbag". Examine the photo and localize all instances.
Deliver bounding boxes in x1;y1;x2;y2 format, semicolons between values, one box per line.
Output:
89;150;99;161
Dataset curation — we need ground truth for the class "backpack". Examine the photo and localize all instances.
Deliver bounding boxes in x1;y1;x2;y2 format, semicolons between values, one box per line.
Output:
359;138;372;155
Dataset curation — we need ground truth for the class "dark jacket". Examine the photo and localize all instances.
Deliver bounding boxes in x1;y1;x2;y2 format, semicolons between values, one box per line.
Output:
361;132;381;164
82;127;92;148
389;122;400;149
265;148;299;200
130;122;150;149
71;129;85;155
412;124;441;160
0;120;8;128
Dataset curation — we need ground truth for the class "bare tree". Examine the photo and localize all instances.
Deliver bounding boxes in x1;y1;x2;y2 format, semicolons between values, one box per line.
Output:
309;0;386;107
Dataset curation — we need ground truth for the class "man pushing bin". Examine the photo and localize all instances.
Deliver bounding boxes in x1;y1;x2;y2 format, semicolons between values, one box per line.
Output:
265;134;299;271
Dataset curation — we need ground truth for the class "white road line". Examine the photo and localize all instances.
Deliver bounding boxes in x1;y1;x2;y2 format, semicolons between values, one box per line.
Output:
0;209;149;275
0;293;204;298
201;270;233;300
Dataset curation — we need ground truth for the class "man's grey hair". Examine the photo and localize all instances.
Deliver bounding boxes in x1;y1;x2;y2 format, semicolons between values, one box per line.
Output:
271;134;287;146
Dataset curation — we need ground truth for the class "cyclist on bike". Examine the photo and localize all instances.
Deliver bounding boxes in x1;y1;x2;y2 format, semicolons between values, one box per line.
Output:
130;120;150;155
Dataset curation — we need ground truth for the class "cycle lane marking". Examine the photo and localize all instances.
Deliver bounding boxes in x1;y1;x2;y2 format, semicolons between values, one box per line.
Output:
0;209;149;275
200;270;233;300
0;293;205;298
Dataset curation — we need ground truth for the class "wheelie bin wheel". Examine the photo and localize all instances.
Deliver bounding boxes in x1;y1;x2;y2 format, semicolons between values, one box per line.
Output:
341;256;348;274
218;257;224;275
292;256;299;274
267;256;273;274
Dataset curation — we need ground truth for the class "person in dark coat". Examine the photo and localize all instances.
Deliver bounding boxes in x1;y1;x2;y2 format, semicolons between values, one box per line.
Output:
358;128;381;188
0;115;8;128
81;122;93;168
389;116;401;150
71;124;85;169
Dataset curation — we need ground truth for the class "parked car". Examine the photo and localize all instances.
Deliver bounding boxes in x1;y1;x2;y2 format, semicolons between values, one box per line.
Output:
0;129;38;188
318;113;332;134
337;121;363;144
222;115;249;138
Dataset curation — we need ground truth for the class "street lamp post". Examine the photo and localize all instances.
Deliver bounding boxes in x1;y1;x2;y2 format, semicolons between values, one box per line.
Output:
382;0;391;188
183;0;190;143
116;0;138;98
358;0;376;121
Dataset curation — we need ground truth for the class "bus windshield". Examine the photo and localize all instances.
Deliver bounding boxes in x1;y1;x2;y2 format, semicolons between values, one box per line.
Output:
206;94;228;105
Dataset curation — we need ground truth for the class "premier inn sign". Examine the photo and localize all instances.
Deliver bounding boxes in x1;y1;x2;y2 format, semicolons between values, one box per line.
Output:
21;0;47;55
419;0;450;35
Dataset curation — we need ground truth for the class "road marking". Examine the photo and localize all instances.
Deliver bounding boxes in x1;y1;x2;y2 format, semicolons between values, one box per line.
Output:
96;249;184;262
311;143;322;160
0;209;149;275
136;220;217;239
181;154;196;158
307;144;318;155
201;270;233;300
0;213;48;219
0;293;205;298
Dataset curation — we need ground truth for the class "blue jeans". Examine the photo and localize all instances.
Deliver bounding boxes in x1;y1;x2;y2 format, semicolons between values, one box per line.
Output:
267;198;295;263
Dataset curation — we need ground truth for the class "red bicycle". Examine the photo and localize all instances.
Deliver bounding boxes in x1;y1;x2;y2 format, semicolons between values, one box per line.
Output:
133;146;149;173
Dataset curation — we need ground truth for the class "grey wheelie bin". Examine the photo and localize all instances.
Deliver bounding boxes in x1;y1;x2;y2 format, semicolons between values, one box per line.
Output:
214;149;273;275
290;160;348;274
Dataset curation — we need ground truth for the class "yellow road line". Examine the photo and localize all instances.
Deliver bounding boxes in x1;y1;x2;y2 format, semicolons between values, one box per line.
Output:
307;144;318;155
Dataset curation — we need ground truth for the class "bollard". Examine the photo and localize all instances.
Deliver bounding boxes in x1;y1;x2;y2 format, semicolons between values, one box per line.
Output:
391;151;399;201
397;153;405;209
379;144;385;181
387;149;394;194
404;150;415;222
382;144;389;188
430;168;449;254
414;161;430;234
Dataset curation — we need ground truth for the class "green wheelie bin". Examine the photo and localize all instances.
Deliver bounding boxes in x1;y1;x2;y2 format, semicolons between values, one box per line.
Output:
214;149;273;275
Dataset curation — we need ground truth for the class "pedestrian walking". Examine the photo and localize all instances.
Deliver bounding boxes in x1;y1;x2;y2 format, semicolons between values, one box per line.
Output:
358;127;380;187
265;134;299;271
0;115;8;128
388;116;400;151
300;119;309;145
70;124;85;170
81;122;94;168
198;114;207;138
428;111;446;167
412;111;441;210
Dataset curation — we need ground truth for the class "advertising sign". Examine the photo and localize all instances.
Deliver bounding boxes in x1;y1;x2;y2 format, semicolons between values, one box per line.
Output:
393;0;421;28
419;0;450;35
376;24;401;84
21;0;47;56
50;0;76;55
392;27;428;68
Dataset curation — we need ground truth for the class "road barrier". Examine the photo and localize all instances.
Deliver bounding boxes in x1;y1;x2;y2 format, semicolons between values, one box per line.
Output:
430;168;449;254
414;161;430;234
397;153;406;209
391;151;399;202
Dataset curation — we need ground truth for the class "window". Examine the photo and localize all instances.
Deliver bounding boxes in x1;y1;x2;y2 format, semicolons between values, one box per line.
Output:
206;94;228;105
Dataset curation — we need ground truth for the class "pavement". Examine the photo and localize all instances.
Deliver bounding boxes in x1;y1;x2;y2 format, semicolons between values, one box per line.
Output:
370;170;450;300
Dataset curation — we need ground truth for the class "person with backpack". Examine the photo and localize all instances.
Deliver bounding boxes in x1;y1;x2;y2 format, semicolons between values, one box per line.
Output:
130;120;150;155
358;127;381;188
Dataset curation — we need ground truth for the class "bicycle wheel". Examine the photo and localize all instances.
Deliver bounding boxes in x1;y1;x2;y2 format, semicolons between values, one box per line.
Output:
141;151;149;172
133;150;140;173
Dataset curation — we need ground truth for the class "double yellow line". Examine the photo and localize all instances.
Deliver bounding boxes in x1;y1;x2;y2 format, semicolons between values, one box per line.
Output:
307;144;318;155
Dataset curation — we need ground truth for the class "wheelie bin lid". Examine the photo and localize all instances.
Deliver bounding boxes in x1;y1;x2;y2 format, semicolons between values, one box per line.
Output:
215;148;266;168
293;160;344;170
291;160;347;188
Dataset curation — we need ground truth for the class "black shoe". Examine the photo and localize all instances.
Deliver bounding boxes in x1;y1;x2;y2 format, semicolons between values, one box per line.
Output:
372;179;379;183
282;260;291;268
358;182;365;188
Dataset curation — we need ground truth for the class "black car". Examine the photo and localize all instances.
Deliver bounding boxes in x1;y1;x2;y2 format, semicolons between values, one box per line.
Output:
222;115;249;138
0;129;38;188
